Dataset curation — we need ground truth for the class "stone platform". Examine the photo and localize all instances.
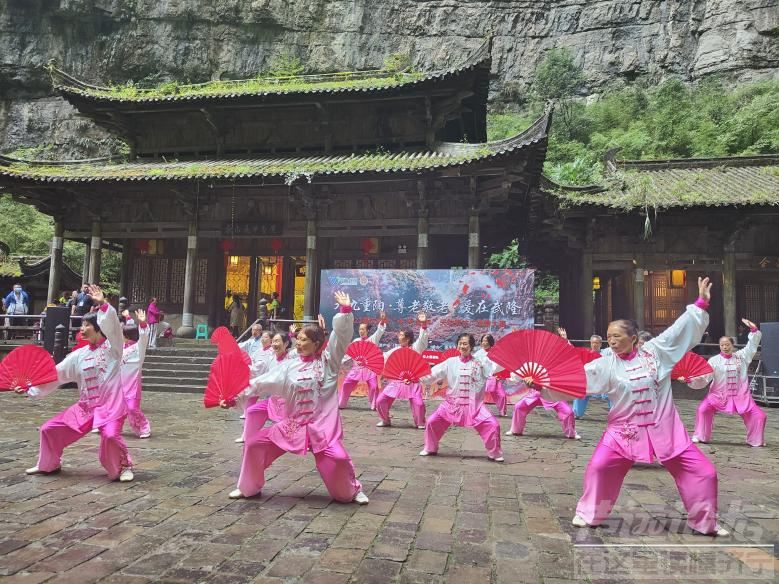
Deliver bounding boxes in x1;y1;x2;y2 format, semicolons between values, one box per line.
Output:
0;390;776;583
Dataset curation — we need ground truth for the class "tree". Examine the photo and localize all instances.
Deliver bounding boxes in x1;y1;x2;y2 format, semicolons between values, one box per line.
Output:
486;240;559;305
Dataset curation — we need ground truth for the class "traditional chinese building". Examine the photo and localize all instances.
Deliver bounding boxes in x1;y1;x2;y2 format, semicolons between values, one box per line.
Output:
0;41;552;335
531;153;779;340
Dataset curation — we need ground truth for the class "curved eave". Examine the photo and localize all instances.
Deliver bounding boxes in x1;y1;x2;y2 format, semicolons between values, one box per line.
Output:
50;41;492;107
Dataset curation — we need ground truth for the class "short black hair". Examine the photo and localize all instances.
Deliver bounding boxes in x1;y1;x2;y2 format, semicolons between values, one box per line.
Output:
82;312;102;335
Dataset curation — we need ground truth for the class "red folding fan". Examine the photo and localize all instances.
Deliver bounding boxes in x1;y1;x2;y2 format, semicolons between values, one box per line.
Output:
210;326;240;355
441;348;460;361
383;348;431;383
489;329;586;398
493;368;511;380
576;347;603;365
421;350;442;366
203;351;250;408
71;331;89;352
0;345;58;392
672;352;713;382
346;340;384;375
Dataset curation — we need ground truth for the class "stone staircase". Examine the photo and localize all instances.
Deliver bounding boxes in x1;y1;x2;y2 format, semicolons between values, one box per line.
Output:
142;339;215;393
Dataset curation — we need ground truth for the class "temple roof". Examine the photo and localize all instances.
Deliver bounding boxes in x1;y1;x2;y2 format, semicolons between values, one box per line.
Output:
0;108;551;185
48;40;492;105
545;154;779;210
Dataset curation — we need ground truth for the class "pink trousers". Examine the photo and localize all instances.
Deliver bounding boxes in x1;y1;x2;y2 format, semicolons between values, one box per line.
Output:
339;371;379;409
485;378;507;416
694;395;767;447
376;391;426;427
242;397;269;439
37;407;132;480
237;429;361;502
510;395;577;438
424;407;503;459
576;440;718;534
125;395;151;437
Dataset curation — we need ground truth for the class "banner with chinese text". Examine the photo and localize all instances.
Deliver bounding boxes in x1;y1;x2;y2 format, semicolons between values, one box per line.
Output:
319;268;534;349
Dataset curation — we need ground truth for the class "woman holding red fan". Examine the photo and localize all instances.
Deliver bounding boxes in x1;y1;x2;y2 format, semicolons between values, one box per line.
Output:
339;312;386;410
556;277;728;536
419;333;504;461
474;334;508;416
15;285;135;482
505;381;580;440
228;291;369;505
690;318;766;447
375;312;429;428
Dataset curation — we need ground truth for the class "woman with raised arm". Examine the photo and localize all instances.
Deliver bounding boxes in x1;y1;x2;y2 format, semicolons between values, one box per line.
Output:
375;312;428;428
474;334;507;416
121;309;152;438
689;318;766;447
17;285;135;482
552;277;728;536
339;311;387;410
419;333;503;461
228;291;369;504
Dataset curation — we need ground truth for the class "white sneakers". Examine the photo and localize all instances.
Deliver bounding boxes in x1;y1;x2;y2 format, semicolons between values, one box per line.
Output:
119;468;134;482
25;466;59;475
505;430;517;436
419;449;432;456
715;526;730;536
376;421;390;427
139;431;151;439
91;428;100;434
573;434;582;440
235;437;245;443
490;456;505;462
417;425;426;429
239;414;246;420
572;515;588;527
692;436;701;443
229;489;245;499
353;491;369;505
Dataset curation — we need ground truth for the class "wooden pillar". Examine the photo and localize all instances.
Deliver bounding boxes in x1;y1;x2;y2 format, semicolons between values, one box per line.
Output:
633;264;645;330
47;222;64;305
303;219;318;321
81;242;91;285
580;252;594;338
723;243;737;338
417;213;429;269
119;239;131;298
468;211;480;269
177;222;198;338
87;221;101;284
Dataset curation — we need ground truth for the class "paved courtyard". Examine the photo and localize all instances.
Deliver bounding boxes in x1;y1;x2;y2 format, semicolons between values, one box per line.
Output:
0;391;777;583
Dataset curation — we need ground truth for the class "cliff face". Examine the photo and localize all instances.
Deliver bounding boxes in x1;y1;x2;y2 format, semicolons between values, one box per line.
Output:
1;0;777;157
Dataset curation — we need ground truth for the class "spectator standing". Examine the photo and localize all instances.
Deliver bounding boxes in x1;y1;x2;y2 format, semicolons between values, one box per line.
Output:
146;297;163;349
3;283;30;339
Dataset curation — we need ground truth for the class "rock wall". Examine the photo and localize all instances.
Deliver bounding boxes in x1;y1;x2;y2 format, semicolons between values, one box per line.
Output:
1;0;777;157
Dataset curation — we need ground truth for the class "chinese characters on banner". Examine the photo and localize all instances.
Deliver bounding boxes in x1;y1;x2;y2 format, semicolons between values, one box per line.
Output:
319;269;534;349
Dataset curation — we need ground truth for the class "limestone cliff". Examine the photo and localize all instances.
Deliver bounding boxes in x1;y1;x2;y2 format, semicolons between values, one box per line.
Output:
1;0;777;158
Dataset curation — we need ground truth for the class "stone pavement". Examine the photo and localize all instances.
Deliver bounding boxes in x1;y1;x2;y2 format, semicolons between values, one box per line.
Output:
0;390;777;583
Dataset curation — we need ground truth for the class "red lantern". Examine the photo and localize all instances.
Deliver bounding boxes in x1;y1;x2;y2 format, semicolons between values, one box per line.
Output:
361;238;376;255
219;239;236;254
271;238;283;254
135;239;150;255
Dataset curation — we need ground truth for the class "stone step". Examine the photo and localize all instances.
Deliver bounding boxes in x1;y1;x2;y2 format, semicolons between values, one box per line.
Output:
144;355;215;365
144;375;207;387
142;366;210;377
143;381;204;394
147;348;217;357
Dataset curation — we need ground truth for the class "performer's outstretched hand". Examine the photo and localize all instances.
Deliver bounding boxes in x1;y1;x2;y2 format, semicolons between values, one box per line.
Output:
87;285;105;304
418;312;427;324
698;276;712;301
742;318;757;330
379;310;386;322
334;291;351;307
135;309;147;324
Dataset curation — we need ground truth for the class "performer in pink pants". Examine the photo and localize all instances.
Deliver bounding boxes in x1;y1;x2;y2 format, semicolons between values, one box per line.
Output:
228;291;368;504
375;312;428;428
505;385;580;439
120;309;151;438
241;331;295;437
235;329;275;443
339;312;386;410
689;318;766;447
474;334;507;416
420;333;503;461
544;277;727;536
18;286;134;482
